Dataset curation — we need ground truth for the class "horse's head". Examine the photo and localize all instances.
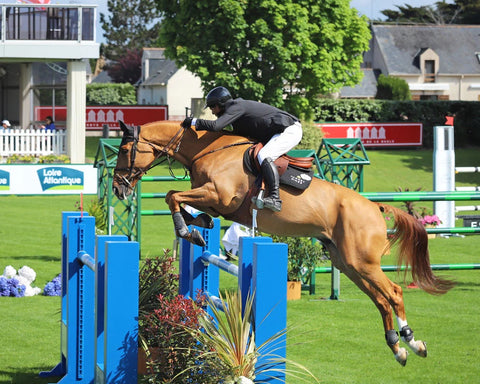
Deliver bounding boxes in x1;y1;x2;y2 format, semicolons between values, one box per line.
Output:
112;122;157;200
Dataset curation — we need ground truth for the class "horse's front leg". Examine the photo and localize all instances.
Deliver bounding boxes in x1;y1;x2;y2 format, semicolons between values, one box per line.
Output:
166;187;218;246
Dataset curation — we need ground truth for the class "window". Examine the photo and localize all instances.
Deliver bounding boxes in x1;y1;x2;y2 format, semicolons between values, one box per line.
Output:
424;60;435;83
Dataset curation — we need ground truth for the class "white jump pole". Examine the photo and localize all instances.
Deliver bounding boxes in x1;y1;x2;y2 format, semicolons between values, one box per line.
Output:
433;125;455;228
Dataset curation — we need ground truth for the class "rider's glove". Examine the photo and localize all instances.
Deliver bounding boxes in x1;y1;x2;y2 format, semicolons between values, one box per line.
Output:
181;117;193;128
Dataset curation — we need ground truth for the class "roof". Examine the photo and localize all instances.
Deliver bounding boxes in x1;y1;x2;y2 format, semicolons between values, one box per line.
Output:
141;48;178;86
372;24;480;75
340;69;380;98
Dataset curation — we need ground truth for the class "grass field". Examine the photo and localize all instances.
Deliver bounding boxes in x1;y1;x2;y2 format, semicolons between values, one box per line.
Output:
0;145;479;383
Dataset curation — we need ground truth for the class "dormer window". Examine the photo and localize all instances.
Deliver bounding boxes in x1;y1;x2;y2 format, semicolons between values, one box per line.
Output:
424;60;435;83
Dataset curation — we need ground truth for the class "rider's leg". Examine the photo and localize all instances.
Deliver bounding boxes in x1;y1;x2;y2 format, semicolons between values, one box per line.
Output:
260;157;282;211
257;122;302;211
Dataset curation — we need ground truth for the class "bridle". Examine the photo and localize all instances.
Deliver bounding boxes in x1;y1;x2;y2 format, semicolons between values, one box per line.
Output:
115;124;189;187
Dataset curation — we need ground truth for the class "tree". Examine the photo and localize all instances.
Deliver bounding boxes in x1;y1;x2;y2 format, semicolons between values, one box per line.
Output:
375;74;411;101
100;0;161;60
155;0;370;118
106;48;142;84
380;1;479;25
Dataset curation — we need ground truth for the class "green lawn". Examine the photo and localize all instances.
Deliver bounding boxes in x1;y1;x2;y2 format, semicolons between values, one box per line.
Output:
0;145;479;383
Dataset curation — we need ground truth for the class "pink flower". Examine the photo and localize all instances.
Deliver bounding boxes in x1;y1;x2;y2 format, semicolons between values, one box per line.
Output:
419;215;442;227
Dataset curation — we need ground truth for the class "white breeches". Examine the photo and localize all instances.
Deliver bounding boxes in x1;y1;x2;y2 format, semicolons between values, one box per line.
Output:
257;121;303;164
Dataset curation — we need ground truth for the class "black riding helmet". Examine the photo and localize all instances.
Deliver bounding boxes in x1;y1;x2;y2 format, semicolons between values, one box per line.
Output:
204;86;232;109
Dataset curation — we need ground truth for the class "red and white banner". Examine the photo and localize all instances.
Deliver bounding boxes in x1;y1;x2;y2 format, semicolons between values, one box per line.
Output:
317;122;423;147
35;106;168;130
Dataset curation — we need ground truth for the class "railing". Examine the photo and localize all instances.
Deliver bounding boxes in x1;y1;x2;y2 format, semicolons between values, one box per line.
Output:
0;128;66;157
0;3;95;42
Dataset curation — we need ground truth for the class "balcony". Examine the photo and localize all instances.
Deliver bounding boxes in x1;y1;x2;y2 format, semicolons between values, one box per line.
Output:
0;3;99;60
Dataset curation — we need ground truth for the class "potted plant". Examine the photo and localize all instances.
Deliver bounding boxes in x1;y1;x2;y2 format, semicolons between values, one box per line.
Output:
419;214;442;239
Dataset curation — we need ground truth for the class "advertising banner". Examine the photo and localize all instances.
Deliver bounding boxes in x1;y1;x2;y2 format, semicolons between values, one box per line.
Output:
317;122;423;147
0;164;97;195
35;106;168;130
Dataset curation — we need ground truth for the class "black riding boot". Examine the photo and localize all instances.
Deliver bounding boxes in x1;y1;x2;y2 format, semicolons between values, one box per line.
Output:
261;157;282;212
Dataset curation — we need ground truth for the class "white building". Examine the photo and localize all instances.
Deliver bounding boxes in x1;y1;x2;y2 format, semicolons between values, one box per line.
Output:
137;48;204;120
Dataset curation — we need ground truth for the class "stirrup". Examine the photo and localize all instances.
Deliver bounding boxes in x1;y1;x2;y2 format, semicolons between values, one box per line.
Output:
252;189;265;209
263;196;282;212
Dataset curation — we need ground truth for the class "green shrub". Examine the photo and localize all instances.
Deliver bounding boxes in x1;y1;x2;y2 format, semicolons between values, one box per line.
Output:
6;154;36;163
375;74;412;100
38;154;70;163
86;83;137;105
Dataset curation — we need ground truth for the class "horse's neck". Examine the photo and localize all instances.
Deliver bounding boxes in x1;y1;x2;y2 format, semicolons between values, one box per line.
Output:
179;129;249;165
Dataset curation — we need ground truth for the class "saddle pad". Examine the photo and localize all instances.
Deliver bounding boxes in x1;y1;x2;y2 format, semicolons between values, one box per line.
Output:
279;165;313;190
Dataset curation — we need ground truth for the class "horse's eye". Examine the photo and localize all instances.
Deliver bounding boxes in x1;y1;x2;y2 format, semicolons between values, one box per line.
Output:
119;147;129;154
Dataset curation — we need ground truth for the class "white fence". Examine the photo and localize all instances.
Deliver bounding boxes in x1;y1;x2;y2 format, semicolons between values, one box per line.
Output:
0;128;66;157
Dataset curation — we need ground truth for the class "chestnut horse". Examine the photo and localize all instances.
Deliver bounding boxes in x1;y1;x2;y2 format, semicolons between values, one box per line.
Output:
112;120;454;366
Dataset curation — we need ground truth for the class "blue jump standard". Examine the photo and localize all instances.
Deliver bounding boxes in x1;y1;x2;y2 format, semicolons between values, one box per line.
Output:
40;212;139;384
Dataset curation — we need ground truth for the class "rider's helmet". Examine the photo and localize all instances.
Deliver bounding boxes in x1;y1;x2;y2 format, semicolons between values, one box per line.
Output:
204;86;232;109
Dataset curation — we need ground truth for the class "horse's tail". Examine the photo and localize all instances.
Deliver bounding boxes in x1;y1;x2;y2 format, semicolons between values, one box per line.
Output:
379;203;455;295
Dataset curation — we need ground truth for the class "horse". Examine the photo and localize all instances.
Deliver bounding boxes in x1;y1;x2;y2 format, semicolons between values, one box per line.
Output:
112;120;454;366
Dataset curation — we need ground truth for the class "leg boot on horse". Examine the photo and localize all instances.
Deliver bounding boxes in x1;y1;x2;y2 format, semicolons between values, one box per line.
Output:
260;157;282;212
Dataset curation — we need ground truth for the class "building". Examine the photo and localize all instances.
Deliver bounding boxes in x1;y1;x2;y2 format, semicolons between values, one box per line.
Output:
0;3;99;162
137;48;204;120
341;24;480;101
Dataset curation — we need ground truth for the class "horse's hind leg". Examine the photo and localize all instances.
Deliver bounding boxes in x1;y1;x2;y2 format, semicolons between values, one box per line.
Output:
179;206;214;229
336;263;409;365
349;264;427;364
330;239;427;365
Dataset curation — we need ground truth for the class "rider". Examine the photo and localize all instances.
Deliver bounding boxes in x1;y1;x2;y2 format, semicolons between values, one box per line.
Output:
182;86;302;212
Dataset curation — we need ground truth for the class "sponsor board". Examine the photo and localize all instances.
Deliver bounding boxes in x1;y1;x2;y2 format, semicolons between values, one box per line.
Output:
0;165;97;195
317;122;423;147
35;105;168;130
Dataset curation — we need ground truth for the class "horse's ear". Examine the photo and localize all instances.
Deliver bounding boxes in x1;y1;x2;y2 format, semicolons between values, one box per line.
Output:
119;120;128;133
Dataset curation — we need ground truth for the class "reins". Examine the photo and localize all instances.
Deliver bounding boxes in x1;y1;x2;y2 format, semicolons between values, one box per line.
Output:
191;140;256;166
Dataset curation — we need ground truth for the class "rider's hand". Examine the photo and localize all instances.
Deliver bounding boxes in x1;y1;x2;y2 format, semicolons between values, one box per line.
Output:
181;117;193;128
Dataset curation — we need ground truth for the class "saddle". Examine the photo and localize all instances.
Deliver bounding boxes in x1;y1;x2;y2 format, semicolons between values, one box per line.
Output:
243;143;314;190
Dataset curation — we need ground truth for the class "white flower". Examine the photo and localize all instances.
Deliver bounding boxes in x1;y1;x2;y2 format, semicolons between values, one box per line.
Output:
16;275;31;287
24;285;41;297
18;266;36;283
3;265;16;278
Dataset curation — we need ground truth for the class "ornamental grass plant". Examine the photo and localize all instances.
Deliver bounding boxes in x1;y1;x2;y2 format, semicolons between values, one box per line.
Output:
181;290;319;384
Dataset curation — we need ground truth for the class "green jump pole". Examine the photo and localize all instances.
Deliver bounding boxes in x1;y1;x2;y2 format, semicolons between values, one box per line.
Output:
142;175;190;182
315;263;480;274
141;192;167;198
361;191;480;202
140;210;171;216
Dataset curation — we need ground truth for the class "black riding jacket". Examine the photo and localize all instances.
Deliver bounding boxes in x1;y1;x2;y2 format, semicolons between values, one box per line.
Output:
195;98;299;143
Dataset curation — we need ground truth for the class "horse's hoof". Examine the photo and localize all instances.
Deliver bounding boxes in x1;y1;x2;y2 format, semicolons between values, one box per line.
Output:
414;341;427;358
198;213;214;229
190;228;206;247
395;348;408;366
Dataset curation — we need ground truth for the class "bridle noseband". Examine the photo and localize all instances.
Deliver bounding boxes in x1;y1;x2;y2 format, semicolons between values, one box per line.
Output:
115;124;188;186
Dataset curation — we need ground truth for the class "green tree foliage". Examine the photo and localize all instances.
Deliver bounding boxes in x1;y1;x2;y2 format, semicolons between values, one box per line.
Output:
375;74;411;101
155;0;370;118
380;0;480;24
86;83;137;105
100;0;161;60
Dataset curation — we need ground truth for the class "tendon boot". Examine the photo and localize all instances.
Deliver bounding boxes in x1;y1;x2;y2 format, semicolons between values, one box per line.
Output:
261;157;282;212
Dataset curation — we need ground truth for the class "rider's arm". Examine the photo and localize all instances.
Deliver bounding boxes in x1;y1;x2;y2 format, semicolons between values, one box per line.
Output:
194;102;243;132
